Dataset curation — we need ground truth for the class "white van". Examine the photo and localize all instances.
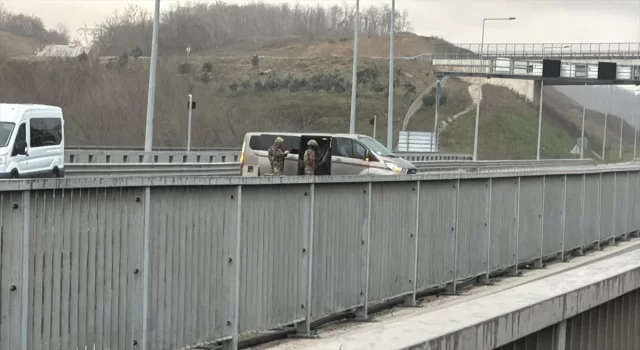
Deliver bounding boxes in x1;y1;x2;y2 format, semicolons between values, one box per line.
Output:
240;132;417;176
0;104;64;179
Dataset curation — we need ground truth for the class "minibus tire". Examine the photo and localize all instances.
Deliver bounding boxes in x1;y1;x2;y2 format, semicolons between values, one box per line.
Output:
9;170;19;179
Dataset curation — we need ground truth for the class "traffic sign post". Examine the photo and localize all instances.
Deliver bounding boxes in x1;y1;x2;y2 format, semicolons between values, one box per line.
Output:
187;95;196;152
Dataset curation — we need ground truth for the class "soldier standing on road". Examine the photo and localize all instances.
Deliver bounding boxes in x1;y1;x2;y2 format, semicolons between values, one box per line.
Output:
303;139;318;175
268;136;289;176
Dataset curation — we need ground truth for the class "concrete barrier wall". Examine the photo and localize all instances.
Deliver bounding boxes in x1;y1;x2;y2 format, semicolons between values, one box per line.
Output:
0;165;639;350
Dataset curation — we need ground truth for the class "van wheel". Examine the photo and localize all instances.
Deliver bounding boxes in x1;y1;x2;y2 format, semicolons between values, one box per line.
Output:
9;170;19;179
51;168;60;178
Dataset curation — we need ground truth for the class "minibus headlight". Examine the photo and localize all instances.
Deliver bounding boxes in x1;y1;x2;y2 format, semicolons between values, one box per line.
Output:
384;161;403;173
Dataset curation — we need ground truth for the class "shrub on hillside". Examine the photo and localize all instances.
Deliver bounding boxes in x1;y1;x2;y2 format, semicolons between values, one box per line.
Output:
199;72;211;83
77;52;89;63
131;47;143;59
178;62;192;74
422;88;448;107
118;52;129;66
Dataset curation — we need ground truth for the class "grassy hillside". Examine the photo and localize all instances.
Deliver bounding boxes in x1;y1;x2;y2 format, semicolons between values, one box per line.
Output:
0;0;632;160
0;54;431;147
0;31;40;59
0;49;587;161
0;36;632;160
194;33;470;58
544;86;636;161
442;85;576;159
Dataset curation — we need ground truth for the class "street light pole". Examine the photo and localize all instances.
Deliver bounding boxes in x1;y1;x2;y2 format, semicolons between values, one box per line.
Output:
142;3;161;350
536;79;544;160
386;0;395;150
144;0;161;157
619;101;624;161
479;17;515;60
187;94;193;152
635;90;639;160
602;85;611;160
580;81;586;159
349;0;360;134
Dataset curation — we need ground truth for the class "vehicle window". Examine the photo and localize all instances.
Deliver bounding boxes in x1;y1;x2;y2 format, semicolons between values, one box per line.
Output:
15;123;25;143
249;134;300;151
352;141;368;160
357;135;394;156
30;118;62;147
11;123;26;156
334;138;354;158
0;122;14;147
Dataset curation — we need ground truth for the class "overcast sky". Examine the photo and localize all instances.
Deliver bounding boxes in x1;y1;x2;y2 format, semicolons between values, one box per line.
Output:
1;0;639;43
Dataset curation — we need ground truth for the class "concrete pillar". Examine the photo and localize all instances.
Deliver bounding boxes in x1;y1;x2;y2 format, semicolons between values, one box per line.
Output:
533;80;543;108
554;320;567;350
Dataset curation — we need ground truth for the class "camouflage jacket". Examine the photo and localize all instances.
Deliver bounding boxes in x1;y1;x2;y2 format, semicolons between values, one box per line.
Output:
303;148;316;173
268;144;287;172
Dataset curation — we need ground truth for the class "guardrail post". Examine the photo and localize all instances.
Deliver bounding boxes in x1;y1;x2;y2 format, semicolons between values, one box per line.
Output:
480;178;493;283
509;177;521;276
444;179;460;294
354;182;372;320
611;173;618;246
623;172;631;240
554;320;567;350
536;176;546;269
141;186;151;349
634;172;640;238
560;175;568;262
20;190;30;350
222;186;242;350
295;184;315;335
576;175;586;256
404;181;421;306
597;173;603;251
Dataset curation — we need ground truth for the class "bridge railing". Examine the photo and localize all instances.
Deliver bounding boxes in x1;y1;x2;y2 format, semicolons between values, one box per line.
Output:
408;42;640;61
0;164;638;350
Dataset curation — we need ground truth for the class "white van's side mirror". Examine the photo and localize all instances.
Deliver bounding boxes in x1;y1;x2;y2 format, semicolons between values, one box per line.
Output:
15;141;27;155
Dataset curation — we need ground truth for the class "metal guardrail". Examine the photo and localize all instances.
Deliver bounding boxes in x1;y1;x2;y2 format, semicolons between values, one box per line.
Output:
64;159;596;177
65;149;473;164
414;159;597;172
65;149;241;164
0;164;639;350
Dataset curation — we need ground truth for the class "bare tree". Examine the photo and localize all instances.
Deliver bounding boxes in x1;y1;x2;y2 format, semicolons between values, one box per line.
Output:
0;3;69;44
94;2;412;56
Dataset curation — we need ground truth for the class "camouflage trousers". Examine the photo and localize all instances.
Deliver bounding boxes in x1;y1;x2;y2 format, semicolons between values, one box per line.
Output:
272;167;283;176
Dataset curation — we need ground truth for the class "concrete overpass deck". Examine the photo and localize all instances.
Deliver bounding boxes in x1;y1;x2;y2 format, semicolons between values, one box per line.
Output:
251;240;640;350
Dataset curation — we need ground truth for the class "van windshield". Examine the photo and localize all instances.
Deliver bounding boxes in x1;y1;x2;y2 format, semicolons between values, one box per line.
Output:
358;135;395;157
0;122;14;147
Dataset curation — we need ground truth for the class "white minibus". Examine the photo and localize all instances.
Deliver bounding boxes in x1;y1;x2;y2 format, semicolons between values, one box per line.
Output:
0;104;64;179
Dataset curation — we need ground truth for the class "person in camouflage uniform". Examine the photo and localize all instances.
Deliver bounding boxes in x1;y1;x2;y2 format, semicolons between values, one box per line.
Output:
303;139;318;175
267;136;289;176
